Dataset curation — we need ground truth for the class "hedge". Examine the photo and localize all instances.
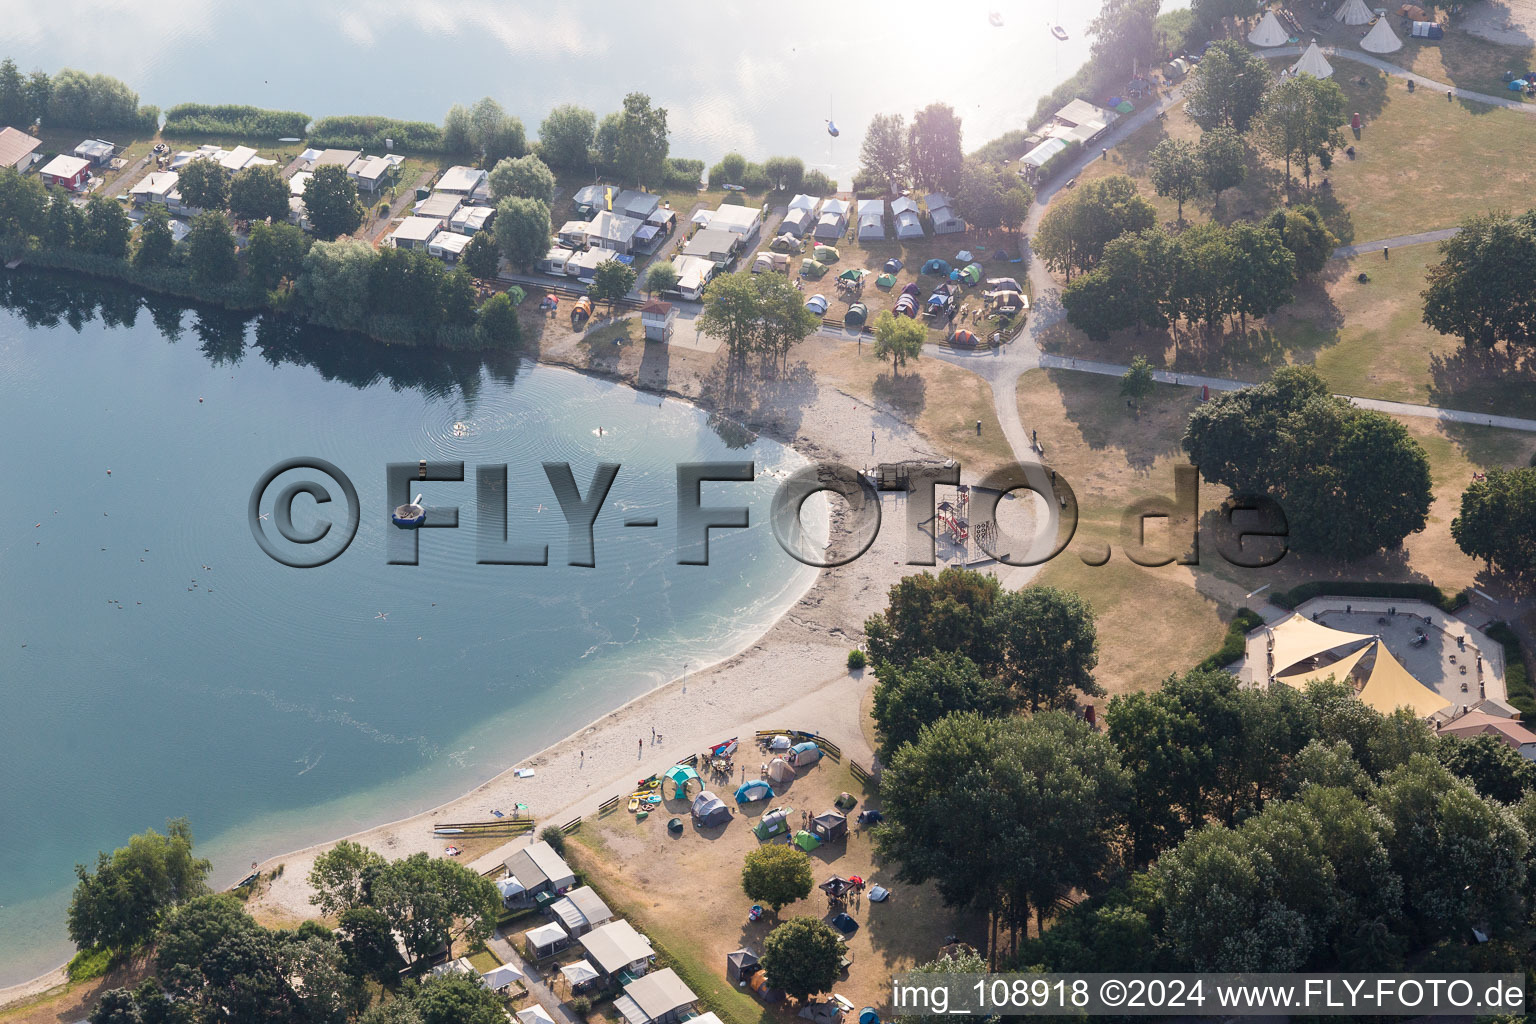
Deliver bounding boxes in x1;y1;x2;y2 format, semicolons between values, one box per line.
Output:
308;115;445;153
1485;623;1535;720
1269;581;1469;614
663;157;705;190
1196;607;1264;672
163;103;310;139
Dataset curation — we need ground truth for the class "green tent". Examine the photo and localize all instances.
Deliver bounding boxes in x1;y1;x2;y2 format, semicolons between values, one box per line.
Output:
875;273;897;288
506;285;526;306
800;258;827;279
837;268;863;282
753;806;794;840
845;302;868;326
793;829;822;851
958;263;982;286
664;764;700;799
813;245;840;263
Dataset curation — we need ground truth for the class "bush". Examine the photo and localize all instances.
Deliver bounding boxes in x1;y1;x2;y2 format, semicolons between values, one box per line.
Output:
847;649;866;671
1194;608;1262;672
802;169;837;195
538;825;567;855
65;945;112;982
309;115;444;152
664;157;706;190
1486;623;1535;720
569;996;592;1019
1269;581;1465;613
163;103;309;139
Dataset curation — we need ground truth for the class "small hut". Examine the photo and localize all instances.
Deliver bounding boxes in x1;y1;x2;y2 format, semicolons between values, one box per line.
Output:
811;810;848;842
726;949;760;984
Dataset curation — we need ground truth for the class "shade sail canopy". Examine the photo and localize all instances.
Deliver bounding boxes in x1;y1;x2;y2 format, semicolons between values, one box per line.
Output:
1274;642;1372;689
1358;644;1452;718
1248;10;1289;46
1268;615;1376;677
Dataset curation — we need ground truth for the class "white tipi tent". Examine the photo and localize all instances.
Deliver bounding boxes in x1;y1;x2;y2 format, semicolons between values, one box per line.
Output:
1360;16;1404;52
1290;42;1335;79
1248;11;1290;46
1333;0;1374;25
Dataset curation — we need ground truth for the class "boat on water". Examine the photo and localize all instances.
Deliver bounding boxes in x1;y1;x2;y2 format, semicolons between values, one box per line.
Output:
826;119;839;138
392;493;426;528
722;183;746;191
1051;24;1068;40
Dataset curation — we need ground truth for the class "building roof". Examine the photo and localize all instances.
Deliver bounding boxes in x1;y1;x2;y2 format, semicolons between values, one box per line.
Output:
1021;137;1070;168
391;215;442;244
857;198;886;226
429;231;472;255
579;919;654;974
0;126;40;169
573;183;606;206
683;228;738;259
890;195;919;216
704;204;761;234
349;154;394;181
613;188;660;219
1290;41;1335;79
1360;15;1403;53
789;193;821;213
525;922;569;948
74;138;114;161
588;209;643;245
504;840;575;889
1055;98;1117;129
1440;712;1536;749
640;299;674;318
623;968;697;1021
314;148;361;167
415;192;463;221
1248;10;1290;46
451;205;495;232
550;886;613;933
40;154;90;180
437;165;487;193
289;170;313;196
671;254;714;291
1356;644;1451;719
1266;614;1376;676
219;145;259;171
130;171;179;199
821;197;849;216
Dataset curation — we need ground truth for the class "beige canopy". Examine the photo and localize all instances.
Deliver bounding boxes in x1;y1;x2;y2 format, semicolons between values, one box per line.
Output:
1268;614;1375;677
1357;644;1452;718
1275;642;1372;689
1248;10;1290;46
1334;0;1373;25
1360;16;1403;53
1290;42;1335;79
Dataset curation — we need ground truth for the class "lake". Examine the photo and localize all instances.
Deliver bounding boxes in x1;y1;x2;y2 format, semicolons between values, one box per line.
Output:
0;272;820;983
6;0;1128;186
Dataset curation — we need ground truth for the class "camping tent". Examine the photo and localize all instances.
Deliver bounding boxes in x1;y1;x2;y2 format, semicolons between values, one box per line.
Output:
990;290;1027;313
767;757;794;782
875;273;897;288
771;233;799;253
921;258;950;275
484;963;525;989
952;263;982;285
813;244;840;263
883;257;902;272
838;268;864;282
819;876;855;898
950;329;978;347
800;258;827;278
788;741;822;766
793;830;822;851
1248;10;1290;46
894;295;919;317
665;764;700;799
691;791;731;827
1267;615;1375;677
1410;20;1444;38
769;734;792;751
726;949;760;984
805;294;829;315
735;779;775;803
985;276;1022;293
1333;0;1373;25
789;193;821;213
496;876;526;904
1290;42;1334;79
845;302;869;326
810;810;848;841
753;806;794;839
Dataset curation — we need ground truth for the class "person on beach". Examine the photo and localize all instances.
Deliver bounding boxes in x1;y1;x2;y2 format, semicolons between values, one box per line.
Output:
638;739;643;757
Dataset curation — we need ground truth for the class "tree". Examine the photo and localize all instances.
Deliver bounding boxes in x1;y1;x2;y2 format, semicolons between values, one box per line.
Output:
1186;40;1271;133
1183;366;1433;558
1452;467;1536;579
229;164;289;223
594;92;669;185
476;291;523;349
859;112;908;188
81;192;130;259
1439;733;1536;804
0;59;25;128
1226;221;1296;330
0;166;48;246
1121;355;1156;409
954;158;1033;232
741;845;814;912
699;270;761;379
872;309;925;377
185;211;238;285
908;103;964;194
643;260;679;297
413;972;510;1024
1197;125;1248;195
67;818;210;952
763;155;805;193
134;205;174;269
994;586;1101;712
24;70;51;126
488;153;556;205
442;103;474;155
470;97;526;164
175;157;228;212
303;164;364;240
589;258;638;315
1257;74;1347;187
246;221;310;291
309;840;388;917
538;104;597;170
1263;204;1336;277
710;152;748;187
761;917;843;1001
1166;221;1235;333
296;239;375;330
1422;210;1536;350
338;905;402;981
42;188;84;249
754;270;819;373
538;825;567;856
493;196;550;273
1148;138;1202;221
863;567;1003;675
871;652;1010;762
461;230;500;281
1034;174;1156;280
1088;0;1161;81
371;852;500;961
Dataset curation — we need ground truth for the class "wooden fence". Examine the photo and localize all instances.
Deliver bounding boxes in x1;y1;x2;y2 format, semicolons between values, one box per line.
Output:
597;794;622;815
560;816;582;834
848;759;873;785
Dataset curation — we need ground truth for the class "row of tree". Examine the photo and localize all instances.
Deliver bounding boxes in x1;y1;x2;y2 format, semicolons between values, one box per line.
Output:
858;103;966;195
705;152;835;196
0;59;159;132
457;92;672;185
697;270;821;379
862;568;1535;970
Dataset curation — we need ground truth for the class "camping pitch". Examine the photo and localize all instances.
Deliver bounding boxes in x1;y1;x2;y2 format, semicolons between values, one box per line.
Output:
1248;10;1289;46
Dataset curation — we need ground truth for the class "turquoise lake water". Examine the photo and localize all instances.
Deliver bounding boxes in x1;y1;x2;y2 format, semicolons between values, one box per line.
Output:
0;273;819;982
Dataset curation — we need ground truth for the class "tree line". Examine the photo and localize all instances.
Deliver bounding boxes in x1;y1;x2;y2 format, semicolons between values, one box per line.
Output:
0;58;159;133
863;567;1536;971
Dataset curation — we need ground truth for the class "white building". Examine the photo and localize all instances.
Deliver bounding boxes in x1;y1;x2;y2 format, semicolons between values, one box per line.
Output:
428;231;473;262
388;215;442;251
437;165;487;195
450;205;495;234
701;203;762;242
130;171;180;207
891;195;924;240
856;198;887;241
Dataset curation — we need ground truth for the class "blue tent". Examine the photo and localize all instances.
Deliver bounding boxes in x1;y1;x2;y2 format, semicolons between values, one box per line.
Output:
860;1010;880;1024
735;779;775;804
789;741;823;766
921;258;950;275
883;257;903;273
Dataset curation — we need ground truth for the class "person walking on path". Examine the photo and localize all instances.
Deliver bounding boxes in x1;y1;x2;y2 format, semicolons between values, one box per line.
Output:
1383;246;1389;261
638;739;643;757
